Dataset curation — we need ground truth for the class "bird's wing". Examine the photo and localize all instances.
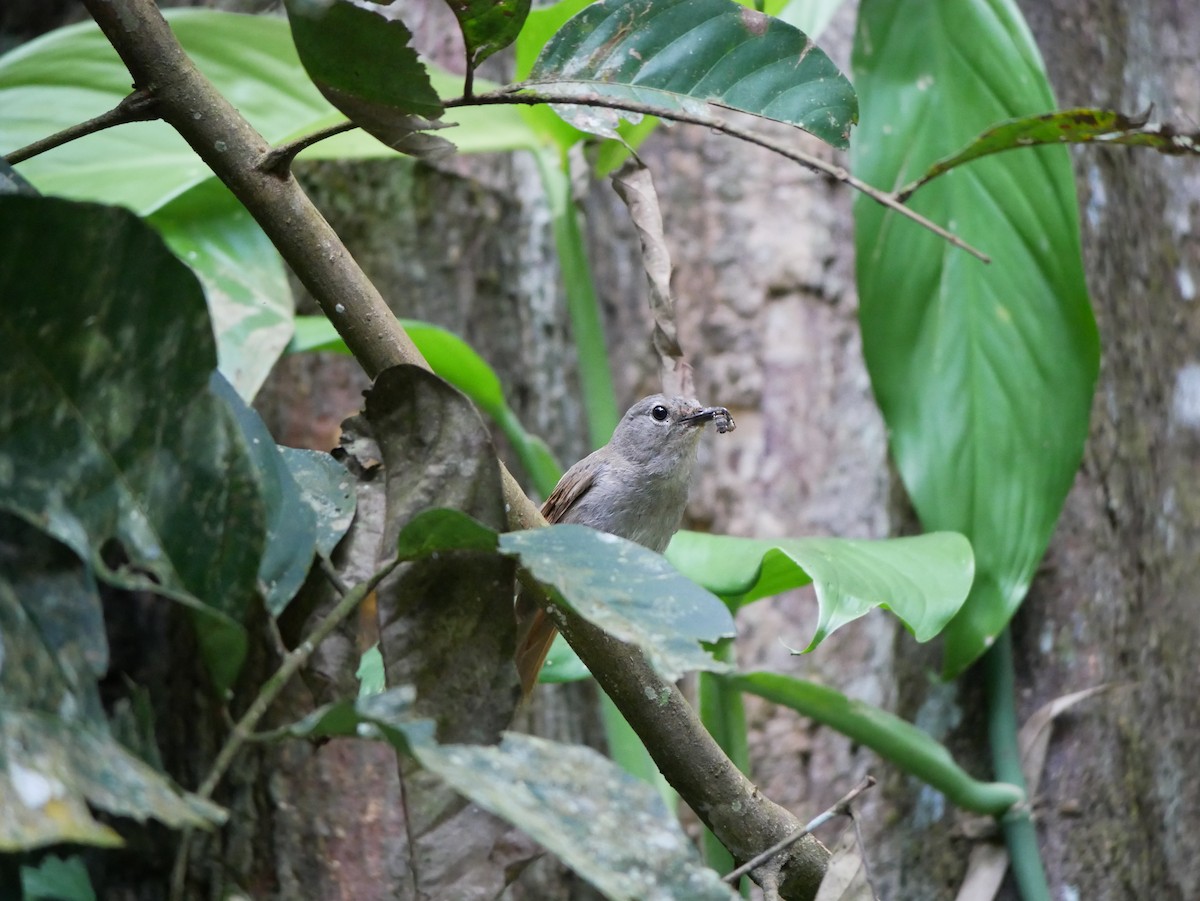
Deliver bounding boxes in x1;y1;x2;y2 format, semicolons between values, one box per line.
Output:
540;458;600;524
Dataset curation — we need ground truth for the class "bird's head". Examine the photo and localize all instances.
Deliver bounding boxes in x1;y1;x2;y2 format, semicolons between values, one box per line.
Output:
606;394;735;470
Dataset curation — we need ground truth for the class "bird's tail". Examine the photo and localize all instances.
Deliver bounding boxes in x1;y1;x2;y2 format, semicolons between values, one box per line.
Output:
514;605;559;696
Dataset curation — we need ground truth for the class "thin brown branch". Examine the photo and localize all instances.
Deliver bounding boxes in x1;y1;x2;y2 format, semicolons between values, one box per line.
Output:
552;603;831;900
257;120;356;176
723;775;877;885
448;89;991;264
4;90;159;165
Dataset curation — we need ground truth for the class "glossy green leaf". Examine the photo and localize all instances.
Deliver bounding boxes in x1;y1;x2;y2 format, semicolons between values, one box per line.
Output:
666;530;974;649
278;447;357;559
528;0;858;148
289;315;561;496
852;0;1098;675
288;688;739;901
731;672;1024;815
394;508;501;560
502;526;735;680
0;517;224;851
898;107;1200;200
0;195;262;693
148;180;293;402
211;375;317;617
0;12;536;216
447;0;533;69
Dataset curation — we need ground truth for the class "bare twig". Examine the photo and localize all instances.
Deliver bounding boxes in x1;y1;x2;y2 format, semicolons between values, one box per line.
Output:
448;89;991;263
723;775;877;885
850;811;881;901
257;121;356;176
169;558;400;899
4;90;159;165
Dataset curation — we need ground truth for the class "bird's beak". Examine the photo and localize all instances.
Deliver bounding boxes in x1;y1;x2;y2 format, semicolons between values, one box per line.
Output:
680;406;736;433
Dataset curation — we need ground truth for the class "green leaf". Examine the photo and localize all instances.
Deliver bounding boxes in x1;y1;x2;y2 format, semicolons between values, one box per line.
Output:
148;179;294;402
731;671;1024;815
851;0;1099;676
501;526;736;680
211;374;317;617
447;0;533;69
395;508;502;559
0;517;224;851
20;855;96;901
284;0;450;156
278;447;357;559
289;315;562;496
900;108;1200;200
0;195;261;693
666;530;974;649
287;688;739;901
528;0;858;148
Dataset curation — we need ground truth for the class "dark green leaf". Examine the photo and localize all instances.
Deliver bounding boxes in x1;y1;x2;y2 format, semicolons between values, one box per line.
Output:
211;374;317;617
278;447;357;559
0;158;36;196
20;855;96;901
666;530;974;649
900;108;1200;200
148;180;294;402
284;0;448;154
0;195;262;693
501;526;736;680
0;517;224;850
731;671;1024;815
395;508;501;560
529;0;857;148
852;0;1098;675
367;366;519;743
446;0;533;69
286;688;739;901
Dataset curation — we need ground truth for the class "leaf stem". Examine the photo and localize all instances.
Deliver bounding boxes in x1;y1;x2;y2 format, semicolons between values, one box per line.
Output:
3;90;159;165
984;628;1052;901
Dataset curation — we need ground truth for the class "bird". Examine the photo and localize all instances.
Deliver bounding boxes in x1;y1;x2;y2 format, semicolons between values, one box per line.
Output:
514;394;735;694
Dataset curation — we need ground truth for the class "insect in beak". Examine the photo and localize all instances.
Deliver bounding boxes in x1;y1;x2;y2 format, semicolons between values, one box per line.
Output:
680;406;736;433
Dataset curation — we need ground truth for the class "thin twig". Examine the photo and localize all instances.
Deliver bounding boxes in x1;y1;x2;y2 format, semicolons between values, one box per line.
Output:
723;775;877;884
448;89;991;263
4;90;159;165
168;557;400;900
257;121;356;176
850;811;881;901
319;554;351;597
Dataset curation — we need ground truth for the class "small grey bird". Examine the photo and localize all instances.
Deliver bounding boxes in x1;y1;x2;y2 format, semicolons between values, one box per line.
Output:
515;394;735;693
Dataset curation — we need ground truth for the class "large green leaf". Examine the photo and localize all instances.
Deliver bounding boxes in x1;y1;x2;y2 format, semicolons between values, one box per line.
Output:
0;195;263;692
278;447;356;559
502;526;736;680
730;672;1023;815
667;530;974;649
389;510;735;680
288;688;739;901
0;516;223;850
851;0;1099;675
528;0;858;148
0;11;537;216
148;180;293;402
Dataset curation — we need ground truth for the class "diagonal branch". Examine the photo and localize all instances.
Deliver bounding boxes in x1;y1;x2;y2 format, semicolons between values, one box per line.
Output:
3;89;160;165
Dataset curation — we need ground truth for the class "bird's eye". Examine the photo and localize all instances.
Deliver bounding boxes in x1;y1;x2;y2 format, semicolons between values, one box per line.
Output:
651;405;669;422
